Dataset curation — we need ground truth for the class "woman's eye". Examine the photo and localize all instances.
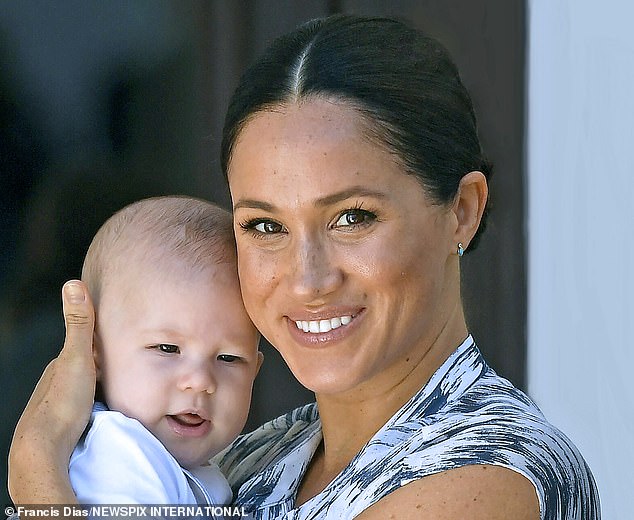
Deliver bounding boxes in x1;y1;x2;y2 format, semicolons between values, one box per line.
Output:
254;221;283;234
218;354;240;363
240;218;285;236
334;209;376;228
155;344;180;354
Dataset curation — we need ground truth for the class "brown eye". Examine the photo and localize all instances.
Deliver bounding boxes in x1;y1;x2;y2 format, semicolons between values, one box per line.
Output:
334;209;376;228
218;354;240;363
255;221;284;234
239;218;286;236
156;344;179;354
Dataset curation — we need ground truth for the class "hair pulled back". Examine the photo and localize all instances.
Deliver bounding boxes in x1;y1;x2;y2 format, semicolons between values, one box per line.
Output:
221;14;491;251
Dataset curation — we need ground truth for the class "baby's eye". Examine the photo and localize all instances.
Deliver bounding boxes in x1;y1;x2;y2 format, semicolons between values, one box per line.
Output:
155;344;180;354
333;209;377;228
218;354;241;363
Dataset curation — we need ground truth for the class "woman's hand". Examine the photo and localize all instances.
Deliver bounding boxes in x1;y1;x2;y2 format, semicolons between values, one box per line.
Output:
8;280;96;505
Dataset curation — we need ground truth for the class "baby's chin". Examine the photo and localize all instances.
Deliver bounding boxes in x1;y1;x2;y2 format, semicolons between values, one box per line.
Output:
172;448;218;469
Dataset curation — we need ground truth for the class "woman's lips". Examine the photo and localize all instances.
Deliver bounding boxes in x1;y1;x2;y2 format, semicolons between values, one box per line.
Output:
166;413;211;437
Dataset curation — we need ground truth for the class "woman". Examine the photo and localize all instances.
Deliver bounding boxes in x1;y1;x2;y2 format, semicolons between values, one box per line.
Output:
9;15;599;520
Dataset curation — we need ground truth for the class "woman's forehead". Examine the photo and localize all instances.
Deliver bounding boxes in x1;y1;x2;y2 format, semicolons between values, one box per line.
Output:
237;99;364;149
230;107;388;180
228;99;403;181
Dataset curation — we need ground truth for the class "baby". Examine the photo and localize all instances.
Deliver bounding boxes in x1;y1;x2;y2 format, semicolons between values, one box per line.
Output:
69;196;262;505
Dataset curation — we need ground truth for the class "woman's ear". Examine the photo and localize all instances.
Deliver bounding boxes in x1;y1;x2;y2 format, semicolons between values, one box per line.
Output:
452;171;488;252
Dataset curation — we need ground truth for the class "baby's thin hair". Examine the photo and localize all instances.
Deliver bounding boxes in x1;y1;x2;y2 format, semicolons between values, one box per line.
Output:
82;196;234;306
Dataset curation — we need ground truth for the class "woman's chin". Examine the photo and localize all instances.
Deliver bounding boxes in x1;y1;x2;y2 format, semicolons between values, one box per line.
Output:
288;359;366;396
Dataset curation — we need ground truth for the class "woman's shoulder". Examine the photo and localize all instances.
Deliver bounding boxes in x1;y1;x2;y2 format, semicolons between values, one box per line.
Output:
452;366;593;477
364;364;600;519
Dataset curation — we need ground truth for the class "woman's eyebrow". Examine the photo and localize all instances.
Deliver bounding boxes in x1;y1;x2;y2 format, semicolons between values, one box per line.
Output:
233;199;275;212
233;187;387;212
314;187;387;207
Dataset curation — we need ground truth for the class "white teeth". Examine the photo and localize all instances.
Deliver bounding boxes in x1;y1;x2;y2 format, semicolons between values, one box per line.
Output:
295;321;308;332
294;315;353;334
319;319;331;333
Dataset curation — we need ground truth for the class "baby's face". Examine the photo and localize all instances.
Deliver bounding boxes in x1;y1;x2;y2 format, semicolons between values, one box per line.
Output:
95;261;261;469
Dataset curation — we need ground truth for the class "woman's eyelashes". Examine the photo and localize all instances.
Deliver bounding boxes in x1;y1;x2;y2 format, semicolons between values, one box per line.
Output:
238;206;379;238
238;218;286;237
237;218;287;241
332;207;378;230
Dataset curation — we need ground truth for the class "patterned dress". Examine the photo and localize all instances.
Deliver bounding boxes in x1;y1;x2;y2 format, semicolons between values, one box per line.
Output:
216;336;600;519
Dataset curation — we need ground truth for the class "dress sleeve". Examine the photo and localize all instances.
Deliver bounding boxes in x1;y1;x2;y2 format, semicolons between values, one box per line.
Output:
340;410;600;520
69;411;197;505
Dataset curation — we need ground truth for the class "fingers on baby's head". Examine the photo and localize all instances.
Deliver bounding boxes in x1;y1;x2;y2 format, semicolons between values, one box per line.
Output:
61;280;95;353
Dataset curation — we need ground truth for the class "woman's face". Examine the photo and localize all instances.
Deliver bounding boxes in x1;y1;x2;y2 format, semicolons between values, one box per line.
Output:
228;99;462;396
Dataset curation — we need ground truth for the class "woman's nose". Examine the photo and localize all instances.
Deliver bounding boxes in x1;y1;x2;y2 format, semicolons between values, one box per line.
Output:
288;235;343;300
177;363;216;394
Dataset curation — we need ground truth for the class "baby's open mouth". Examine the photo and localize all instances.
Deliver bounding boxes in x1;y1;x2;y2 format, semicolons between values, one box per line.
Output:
167;412;212;438
170;413;205;427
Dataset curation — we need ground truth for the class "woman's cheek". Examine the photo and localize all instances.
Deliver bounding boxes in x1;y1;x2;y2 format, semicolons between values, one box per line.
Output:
344;239;404;281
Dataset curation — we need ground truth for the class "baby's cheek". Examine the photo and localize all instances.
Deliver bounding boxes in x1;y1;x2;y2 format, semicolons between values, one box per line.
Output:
222;382;252;434
103;372;157;421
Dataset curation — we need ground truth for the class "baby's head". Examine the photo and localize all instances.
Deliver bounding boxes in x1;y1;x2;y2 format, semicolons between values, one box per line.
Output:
82;196;262;469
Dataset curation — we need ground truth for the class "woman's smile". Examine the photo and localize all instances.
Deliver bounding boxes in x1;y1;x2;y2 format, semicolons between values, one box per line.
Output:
285;308;365;347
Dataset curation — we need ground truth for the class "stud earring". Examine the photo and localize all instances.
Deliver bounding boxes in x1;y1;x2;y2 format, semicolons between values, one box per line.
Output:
457;242;465;257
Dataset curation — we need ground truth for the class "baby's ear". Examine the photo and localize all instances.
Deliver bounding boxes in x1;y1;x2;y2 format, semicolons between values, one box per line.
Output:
255;351;264;376
92;332;103;381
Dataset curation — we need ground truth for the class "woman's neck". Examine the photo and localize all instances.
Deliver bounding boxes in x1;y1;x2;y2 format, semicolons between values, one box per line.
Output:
296;314;468;505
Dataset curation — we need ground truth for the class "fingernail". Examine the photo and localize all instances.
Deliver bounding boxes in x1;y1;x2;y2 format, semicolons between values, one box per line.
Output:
64;282;85;303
